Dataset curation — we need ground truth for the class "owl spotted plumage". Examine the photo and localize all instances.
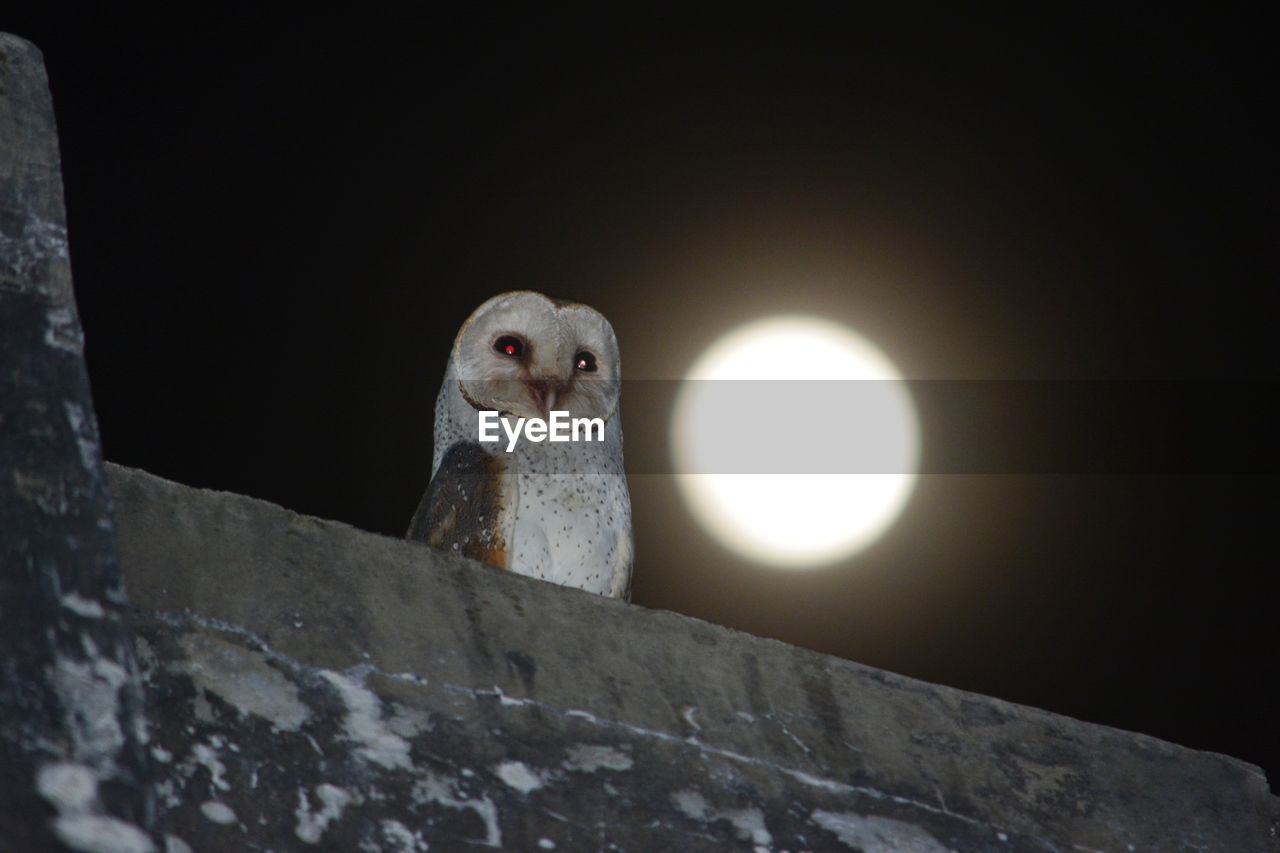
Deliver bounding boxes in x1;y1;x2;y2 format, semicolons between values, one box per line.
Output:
408;291;633;599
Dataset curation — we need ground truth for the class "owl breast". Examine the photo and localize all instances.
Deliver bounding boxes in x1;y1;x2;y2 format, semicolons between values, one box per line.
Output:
509;428;632;598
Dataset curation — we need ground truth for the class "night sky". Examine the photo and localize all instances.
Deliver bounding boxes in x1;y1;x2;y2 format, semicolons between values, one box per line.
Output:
6;10;1275;789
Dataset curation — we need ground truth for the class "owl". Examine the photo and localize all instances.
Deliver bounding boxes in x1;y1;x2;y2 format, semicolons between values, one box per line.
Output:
408;291;633;600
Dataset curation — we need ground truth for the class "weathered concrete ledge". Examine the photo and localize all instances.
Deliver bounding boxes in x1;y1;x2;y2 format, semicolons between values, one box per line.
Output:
107;462;1278;851
1;33;156;852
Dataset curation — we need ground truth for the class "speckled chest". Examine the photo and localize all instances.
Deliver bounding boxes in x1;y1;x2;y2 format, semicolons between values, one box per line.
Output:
506;433;631;596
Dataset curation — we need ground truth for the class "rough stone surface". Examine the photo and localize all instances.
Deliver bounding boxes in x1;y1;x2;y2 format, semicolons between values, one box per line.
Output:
1;33;157;852
108;463;1279;851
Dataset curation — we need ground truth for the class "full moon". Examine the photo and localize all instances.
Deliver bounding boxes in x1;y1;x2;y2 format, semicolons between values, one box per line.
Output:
671;316;919;568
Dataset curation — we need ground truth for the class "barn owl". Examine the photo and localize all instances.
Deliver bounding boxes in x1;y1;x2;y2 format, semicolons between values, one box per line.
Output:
408;291;633;599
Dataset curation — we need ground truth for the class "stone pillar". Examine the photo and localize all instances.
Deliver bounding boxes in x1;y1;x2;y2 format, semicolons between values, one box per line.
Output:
1;33;157;852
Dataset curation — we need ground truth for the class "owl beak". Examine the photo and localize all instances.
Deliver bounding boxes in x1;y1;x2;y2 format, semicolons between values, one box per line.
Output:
525;378;570;417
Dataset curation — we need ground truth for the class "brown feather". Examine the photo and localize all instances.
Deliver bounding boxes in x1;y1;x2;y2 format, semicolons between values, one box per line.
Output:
407;442;510;569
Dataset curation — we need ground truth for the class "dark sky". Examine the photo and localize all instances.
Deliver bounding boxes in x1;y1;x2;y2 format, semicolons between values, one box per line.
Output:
6;10;1275;789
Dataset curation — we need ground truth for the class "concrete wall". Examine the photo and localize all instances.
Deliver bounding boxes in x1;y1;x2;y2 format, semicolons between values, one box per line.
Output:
1;33;157;853
108;462;1277;852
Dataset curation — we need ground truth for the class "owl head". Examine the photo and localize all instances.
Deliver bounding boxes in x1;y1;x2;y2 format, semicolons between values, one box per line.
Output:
450;291;622;422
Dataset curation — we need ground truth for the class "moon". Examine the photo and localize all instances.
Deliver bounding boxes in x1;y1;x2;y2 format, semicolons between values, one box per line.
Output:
671;316;919;568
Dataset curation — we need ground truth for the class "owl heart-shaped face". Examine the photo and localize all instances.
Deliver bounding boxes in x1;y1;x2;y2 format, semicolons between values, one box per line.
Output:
452;291;621;422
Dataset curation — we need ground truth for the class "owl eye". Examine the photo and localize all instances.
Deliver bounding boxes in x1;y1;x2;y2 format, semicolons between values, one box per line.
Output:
493;335;525;359
574;351;598;373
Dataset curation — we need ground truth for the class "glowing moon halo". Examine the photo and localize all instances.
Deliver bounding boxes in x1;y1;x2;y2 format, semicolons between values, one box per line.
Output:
671;317;919;568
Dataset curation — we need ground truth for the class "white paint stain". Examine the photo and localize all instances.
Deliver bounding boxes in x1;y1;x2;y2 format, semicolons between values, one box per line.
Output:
412;773;501;848
563;744;633;773
811;810;953;852
3;214;69;260
200;801;237;825
387;702;434;739
673;789;772;849
36;762;154;853
380;819;429;851
488;684;533;707
294;784;353;845
36;763;98;813
732;810;772;849
155;778;181;809
321;670;413;770
538;839;556;849
44;306;83;353
64;401;99;473
495;760;544;794
51;815;156;853
61;592;106;618
191;743;230;792
163;835;193;853
49;646;129;768
176;633;310;732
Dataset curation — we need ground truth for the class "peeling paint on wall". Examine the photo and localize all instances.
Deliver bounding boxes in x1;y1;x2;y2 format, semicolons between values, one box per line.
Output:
811;809;953;852
673;788;773;850
321;669;413;771
36;762;155;853
175;632;309;732
294;784;353;844
495;760;544;794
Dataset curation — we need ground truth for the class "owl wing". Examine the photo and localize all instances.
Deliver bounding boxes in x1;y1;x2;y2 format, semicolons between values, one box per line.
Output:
609;533;634;602
408;441;515;570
